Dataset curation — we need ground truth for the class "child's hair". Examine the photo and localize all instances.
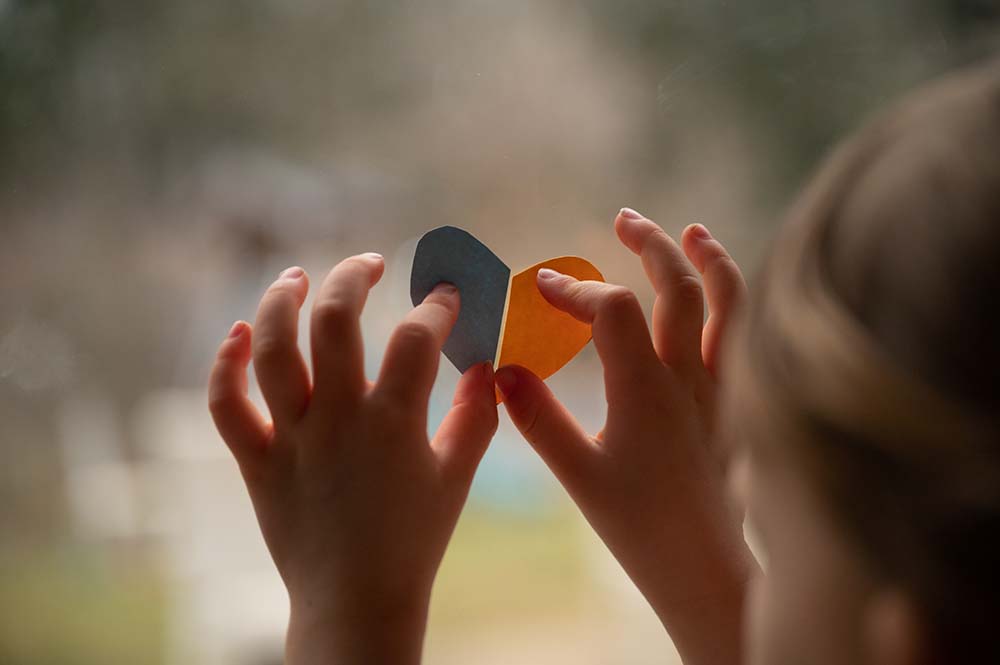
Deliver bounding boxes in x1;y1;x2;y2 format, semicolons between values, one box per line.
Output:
732;58;1000;660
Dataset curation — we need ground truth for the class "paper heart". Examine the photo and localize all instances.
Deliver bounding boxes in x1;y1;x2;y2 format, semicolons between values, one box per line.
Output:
410;226;604;399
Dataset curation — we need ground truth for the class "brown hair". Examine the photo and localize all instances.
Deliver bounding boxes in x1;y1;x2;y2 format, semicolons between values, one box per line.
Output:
732;59;1000;660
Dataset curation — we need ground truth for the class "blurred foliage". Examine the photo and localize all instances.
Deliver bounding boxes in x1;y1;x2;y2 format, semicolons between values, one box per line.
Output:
584;0;1000;189
0;548;166;665
2;0;997;194
0;1;98;176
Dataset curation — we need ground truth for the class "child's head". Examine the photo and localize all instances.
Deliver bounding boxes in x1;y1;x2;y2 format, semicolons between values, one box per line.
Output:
729;59;1000;665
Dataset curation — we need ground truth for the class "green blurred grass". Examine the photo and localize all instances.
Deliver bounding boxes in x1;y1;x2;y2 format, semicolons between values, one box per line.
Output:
0;547;166;665
430;499;586;629
0;505;583;663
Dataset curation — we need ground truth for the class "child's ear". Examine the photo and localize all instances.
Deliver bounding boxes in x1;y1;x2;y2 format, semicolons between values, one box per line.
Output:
862;590;927;665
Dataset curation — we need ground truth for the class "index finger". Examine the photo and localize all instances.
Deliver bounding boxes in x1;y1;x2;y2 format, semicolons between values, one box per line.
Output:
535;269;664;409
372;283;460;423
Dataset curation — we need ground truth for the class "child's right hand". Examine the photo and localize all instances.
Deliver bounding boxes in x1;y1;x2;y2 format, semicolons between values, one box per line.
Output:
496;209;758;665
208;254;498;665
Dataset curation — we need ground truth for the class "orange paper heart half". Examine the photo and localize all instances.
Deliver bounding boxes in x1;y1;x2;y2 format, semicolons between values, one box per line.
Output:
496;256;605;382
410;227;604;402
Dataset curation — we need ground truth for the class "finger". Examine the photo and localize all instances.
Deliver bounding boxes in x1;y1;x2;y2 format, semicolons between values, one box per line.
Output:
496;364;597;492
252;267;311;426
373;283;460;421
681;224;748;379
431;362;499;484
615;208;706;376
309;253;385;408
535;270;662;408
208;321;271;458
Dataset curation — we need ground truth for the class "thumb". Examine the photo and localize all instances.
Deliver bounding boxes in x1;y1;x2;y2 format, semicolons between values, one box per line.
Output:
432;361;499;485
495;365;597;491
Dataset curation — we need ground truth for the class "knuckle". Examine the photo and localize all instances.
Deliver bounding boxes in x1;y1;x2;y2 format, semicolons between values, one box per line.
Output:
392;320;437;354
252;335;289;363
599;286;642;316
369;390;415;426
262;282;299;308
207;390;229;417
672;274;705;302
311;298;355;333
519;405;544;442
705;249;740;275
424;292;459;317
647;226;671;244
641;227;674;257
215;341;242;361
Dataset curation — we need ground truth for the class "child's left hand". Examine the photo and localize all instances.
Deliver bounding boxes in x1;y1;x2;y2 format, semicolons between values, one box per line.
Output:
496;211;756;665
208;254;498;665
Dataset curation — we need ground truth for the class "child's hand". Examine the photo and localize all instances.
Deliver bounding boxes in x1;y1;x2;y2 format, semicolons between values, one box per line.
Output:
496;210;757;665
208;255;498;665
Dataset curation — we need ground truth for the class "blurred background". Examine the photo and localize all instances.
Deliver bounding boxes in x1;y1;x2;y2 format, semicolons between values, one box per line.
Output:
1;1;998;663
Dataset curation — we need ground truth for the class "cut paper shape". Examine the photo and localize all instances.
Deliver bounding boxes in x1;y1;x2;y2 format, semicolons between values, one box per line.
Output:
496;256;604;379
410;226;510;373
410;226;604;401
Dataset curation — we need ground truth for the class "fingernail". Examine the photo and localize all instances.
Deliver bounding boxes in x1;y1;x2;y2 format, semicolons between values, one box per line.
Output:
494;366;518;398
482;361;495;382
537;268;561;281
363;252;384;261
619;207;644;221
432;282;459;296
280;266;304;280
691;224;711;240
227;321;246;338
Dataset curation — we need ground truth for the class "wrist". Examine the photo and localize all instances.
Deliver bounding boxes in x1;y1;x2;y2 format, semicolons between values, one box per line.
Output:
647;543;758;665
286;592;431;665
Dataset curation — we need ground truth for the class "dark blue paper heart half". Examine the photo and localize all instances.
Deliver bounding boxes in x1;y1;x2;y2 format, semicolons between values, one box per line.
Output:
410;226;510;373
